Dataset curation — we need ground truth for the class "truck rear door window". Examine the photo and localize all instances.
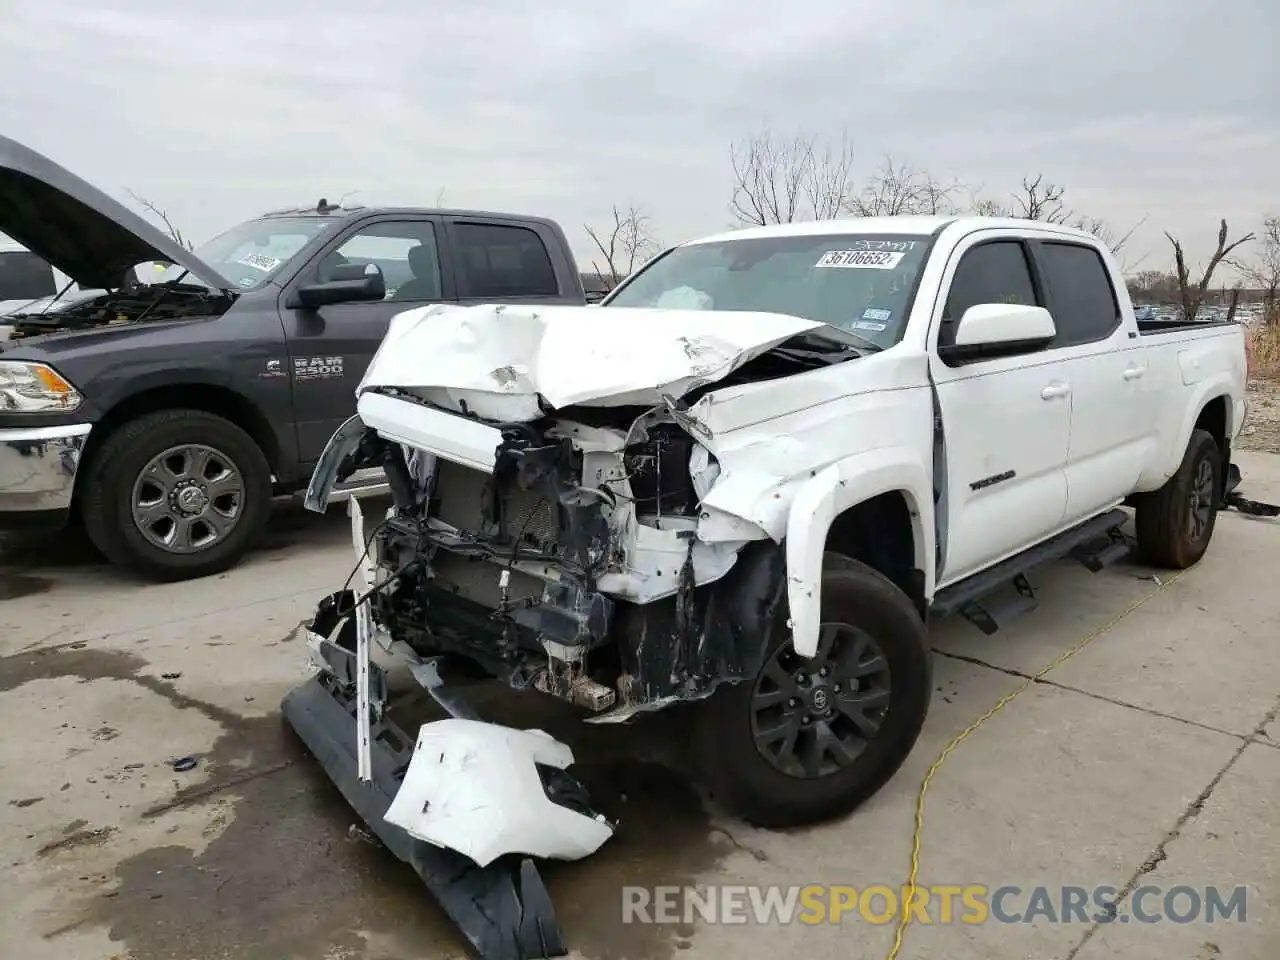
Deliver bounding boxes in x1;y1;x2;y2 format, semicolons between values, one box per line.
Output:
454;223;558;298
1036;242;1121;347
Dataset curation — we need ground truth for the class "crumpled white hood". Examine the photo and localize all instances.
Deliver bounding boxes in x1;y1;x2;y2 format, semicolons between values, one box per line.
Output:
358;302;826;419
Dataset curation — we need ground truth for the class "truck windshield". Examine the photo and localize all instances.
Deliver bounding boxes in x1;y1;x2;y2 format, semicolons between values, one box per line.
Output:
605;232;933;349
149;216;336;291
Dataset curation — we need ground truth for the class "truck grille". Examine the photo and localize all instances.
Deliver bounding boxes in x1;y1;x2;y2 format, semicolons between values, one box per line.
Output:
434;460;559;547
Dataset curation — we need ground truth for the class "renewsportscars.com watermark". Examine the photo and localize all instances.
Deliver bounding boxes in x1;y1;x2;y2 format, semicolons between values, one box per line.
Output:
622;884;1250;926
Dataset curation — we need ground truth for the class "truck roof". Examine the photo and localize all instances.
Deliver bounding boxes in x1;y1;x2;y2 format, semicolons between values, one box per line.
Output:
687;215;1103;247
255;200;564;229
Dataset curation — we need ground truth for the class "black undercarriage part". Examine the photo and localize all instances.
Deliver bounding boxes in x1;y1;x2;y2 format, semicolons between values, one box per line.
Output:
281;674;565;959
281;605;581;960
1222;461;1280;516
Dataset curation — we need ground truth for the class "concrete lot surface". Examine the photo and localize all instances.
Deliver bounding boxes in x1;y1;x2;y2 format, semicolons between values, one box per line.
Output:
2;453;1278;960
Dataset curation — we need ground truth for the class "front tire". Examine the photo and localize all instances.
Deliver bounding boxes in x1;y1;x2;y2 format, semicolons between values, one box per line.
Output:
81;409;273;582
1134;428;1222;569
692;553;932;828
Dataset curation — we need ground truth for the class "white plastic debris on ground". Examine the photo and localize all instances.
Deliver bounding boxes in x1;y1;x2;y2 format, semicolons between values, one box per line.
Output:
383;718;616;867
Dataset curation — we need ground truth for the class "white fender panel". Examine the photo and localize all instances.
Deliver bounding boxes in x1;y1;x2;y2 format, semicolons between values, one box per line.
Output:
784;448;934;657
1140;378;1238;490
383;718;615;867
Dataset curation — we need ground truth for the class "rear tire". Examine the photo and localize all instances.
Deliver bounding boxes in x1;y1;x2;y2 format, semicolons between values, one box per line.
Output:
691;553;932;828
81;409;273;582
1134;428;1222;569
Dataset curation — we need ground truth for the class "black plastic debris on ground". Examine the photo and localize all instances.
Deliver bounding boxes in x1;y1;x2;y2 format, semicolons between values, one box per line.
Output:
282;675;565;960
1223;462;1280;517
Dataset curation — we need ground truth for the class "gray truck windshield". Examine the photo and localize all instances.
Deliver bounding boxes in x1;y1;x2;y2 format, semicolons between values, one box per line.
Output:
152;216;335;291
606;232;932;348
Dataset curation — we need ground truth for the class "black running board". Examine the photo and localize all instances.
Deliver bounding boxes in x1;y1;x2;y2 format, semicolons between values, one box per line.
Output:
930;508;1131;634
281;675;565;959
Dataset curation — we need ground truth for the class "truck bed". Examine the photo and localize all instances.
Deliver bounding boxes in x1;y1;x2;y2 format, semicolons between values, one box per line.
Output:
1137;318;1234;335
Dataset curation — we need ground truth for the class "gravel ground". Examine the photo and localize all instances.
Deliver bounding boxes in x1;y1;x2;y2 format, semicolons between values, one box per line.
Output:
1238;379;1280;455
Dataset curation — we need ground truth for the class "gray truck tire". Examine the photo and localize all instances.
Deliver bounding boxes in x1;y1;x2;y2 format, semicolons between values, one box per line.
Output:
80;409;273;582
692;552;932;828
1134;428;1222;569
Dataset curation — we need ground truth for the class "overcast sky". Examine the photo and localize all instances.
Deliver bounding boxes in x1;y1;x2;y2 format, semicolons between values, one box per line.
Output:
2;0;1276;280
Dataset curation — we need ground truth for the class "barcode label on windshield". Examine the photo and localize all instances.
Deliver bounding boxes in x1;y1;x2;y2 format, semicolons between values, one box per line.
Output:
238;253;282;273
815;250;904;269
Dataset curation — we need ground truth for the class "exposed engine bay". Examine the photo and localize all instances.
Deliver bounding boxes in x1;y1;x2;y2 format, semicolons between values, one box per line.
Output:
331;391;794;721
4;282;233;339
293;302;882;727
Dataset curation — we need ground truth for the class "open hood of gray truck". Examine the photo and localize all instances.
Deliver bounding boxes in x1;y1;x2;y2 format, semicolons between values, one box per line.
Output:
0;134;232;291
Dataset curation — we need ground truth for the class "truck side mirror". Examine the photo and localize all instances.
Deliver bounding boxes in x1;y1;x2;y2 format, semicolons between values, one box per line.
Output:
292;263;386;308
937;303;1056;364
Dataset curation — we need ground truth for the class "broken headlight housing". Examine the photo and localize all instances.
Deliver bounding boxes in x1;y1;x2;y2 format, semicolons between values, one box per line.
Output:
0;360;84;413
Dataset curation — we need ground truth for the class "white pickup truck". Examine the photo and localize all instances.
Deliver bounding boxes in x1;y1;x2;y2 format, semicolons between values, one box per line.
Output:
286;214;1248;958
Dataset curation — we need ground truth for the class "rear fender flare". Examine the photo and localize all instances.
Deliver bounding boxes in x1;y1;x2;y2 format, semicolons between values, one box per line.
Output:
1138;378;1237;491
784;447;934;657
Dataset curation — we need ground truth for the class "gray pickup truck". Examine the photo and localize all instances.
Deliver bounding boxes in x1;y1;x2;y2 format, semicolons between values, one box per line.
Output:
0;134;586;580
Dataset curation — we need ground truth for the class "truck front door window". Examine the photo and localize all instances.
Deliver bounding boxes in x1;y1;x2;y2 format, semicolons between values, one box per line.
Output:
940;241;1039;348
325;221;442;302
454;223;558;298
1036;242;1121;347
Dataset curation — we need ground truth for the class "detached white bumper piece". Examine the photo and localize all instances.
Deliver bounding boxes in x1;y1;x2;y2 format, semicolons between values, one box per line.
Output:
384;718;616;868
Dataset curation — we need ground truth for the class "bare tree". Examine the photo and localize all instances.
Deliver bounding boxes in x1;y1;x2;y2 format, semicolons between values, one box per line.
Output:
585;203;658;289
1070;213;1151;272
1165;219;1255;322
968;174;1072;223
1072;214;1145;257
1127;269;1180;304
967;174;1149;269
124;188;193;250
844;155;961;217
728;129;854;225
1013;174;1071;223
1230;214;1280;322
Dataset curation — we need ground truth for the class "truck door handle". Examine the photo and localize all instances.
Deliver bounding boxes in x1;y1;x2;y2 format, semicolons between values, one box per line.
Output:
1123;365;1145;381
1041;381;1071;400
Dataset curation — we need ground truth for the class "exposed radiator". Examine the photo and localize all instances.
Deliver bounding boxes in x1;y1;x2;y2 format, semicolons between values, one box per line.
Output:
433;460;559;547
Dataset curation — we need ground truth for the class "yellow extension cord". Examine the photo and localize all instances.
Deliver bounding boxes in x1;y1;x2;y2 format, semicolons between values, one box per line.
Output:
883;567;1189;960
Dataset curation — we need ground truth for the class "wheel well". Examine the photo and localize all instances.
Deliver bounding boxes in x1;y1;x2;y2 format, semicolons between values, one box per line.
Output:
1195;396;1230;479
1195;395;1228;448
79;384;281;489
823;490;925;617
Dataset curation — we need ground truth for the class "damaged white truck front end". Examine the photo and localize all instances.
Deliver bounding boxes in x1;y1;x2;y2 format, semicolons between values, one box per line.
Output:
304;299;935;730
332;301;933;668
288;299;935;956
284;226;951;960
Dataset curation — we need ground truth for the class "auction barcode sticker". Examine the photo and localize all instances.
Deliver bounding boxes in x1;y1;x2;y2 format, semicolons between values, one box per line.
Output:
815;250;905;269
238;253;283;273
